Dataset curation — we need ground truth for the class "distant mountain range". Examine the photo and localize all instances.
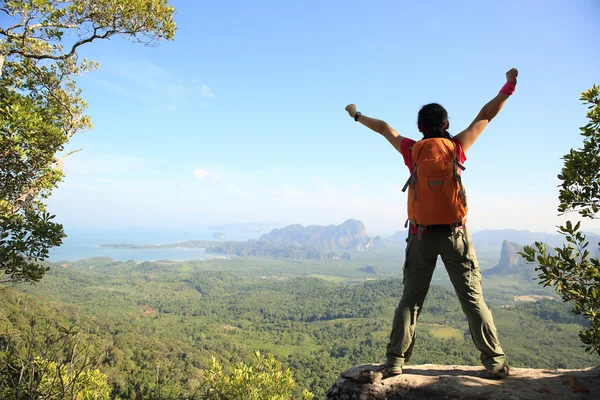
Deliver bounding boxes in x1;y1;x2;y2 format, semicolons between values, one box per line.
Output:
389;228;600;250
258;219;373;251
206;219;375;260
100;220;376;258
387;228;600;279
483;235;599;278
474;230;600;260
101;223;599;269
470;229;567;248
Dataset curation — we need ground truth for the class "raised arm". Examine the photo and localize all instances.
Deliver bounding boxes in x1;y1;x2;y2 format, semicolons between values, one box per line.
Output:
455;68;518;152
345;104;405;153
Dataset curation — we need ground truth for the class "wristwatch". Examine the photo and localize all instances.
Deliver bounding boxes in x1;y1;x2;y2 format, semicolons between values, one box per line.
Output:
354;111;362;121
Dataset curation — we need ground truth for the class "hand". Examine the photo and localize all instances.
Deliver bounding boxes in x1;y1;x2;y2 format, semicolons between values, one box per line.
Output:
345;104;357;118
506;68;518;85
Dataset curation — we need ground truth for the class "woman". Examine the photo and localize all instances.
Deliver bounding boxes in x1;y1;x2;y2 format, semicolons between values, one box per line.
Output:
344;68;518;379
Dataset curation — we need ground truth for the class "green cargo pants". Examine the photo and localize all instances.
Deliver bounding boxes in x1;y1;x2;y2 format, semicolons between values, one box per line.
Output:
386;226;507;372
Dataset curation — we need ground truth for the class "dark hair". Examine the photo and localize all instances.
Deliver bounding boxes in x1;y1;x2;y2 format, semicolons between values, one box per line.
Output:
417;103;452;140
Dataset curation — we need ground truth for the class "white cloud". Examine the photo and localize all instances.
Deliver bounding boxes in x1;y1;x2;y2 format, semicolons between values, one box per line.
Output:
201;85;215;99
193;169;220;181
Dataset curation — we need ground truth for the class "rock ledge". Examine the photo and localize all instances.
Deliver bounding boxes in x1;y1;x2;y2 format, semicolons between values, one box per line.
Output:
324;363;600;399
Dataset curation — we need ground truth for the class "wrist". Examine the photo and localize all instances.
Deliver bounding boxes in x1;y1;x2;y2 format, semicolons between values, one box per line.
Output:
354;111;362;121
499;82;516;95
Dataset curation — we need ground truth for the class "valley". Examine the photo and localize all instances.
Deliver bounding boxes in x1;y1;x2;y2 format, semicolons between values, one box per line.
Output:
2;223;598;398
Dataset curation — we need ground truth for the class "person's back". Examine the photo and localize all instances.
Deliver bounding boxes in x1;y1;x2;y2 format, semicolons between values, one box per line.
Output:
344;68;518;379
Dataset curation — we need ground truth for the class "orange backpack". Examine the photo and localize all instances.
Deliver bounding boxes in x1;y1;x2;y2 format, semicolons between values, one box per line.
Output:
402;138;468;228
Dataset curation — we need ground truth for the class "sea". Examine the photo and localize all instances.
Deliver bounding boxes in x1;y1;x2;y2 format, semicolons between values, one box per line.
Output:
47;227;260;263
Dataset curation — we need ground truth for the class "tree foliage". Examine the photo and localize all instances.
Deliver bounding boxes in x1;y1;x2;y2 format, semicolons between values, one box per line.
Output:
521;84;600;356
0;318;110;399
202;351;314;400
0;0;176;283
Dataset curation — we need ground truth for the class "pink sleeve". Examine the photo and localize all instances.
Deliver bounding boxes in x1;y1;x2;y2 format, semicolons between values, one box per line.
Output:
453;138;467;164
400;138;416;167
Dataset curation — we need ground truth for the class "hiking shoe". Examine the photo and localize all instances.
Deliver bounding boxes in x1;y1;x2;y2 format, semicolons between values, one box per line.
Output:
384;365;403;377
486;365;510;379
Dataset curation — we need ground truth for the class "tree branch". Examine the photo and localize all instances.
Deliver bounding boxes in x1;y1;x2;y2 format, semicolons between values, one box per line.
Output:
7;27;118;60
53;148;81;171
0;28;18;40
40;81;77;134
25;22;79;31
2;11;28;35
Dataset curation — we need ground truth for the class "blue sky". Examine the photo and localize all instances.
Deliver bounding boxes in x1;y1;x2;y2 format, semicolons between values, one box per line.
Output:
44;0;600;236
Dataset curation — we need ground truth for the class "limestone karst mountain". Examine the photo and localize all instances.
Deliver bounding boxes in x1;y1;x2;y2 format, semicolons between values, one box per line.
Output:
258;219;372;251
482;240;536;278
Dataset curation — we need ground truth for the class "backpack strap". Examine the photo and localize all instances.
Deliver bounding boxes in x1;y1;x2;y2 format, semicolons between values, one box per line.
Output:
402;142;418;198
401;162;418;202
451;142;468;249
401;174;412;193
452;145;467;207
412;163;418;201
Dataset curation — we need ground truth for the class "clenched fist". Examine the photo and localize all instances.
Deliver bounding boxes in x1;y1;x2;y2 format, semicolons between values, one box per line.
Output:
506;68;518;85
345;104;357;118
